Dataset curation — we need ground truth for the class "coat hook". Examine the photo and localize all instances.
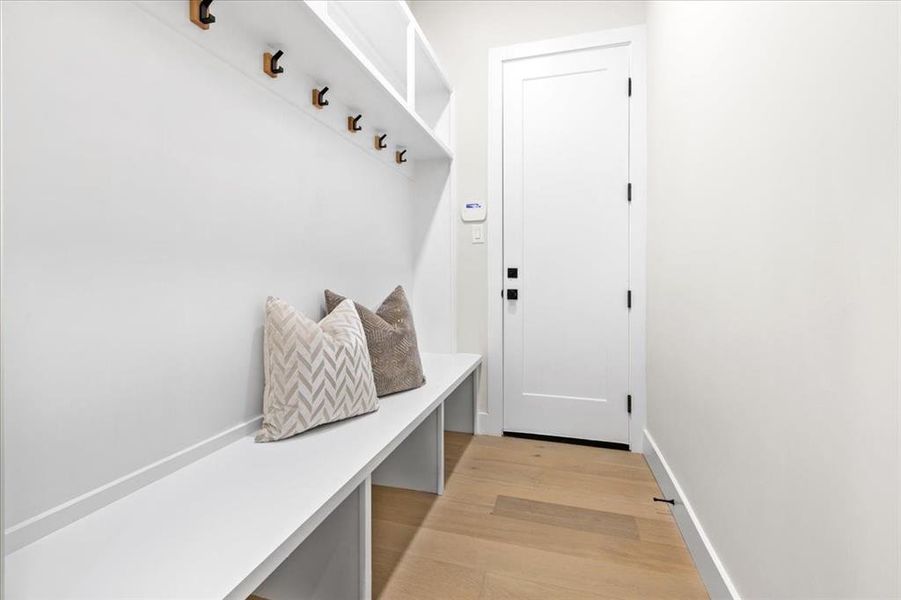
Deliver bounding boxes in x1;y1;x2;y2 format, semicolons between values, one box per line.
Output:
374;134;387;150
263;50;284;78
395;149;407;164
347;114;363;132
312;86;330;109
190;0;215;30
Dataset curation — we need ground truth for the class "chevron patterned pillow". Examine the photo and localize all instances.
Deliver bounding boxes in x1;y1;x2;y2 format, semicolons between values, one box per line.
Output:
256;296;379;443
325;286;426;397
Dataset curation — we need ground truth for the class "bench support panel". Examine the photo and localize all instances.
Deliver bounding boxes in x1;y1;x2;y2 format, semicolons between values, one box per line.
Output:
372;404;445;495
360;475;372;600
252;477;372;600
444;372;476;434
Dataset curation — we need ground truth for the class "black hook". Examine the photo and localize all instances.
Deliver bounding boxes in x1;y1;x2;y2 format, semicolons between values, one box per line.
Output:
312;86;330;108
264;50;284;78
199;0;215;23
190;0;215;29
395;149;407;164
270;50;284;74
653;497;676;505
348;114;362;132
375;134;387;150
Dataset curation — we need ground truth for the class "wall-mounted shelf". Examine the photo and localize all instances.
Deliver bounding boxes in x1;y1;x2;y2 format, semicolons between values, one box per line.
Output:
412;29;453;145
312;0;453;160
136;0;453;162
327;0;409;101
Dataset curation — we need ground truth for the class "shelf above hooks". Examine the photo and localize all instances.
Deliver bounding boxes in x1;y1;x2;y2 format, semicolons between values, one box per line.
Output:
160;0;453;161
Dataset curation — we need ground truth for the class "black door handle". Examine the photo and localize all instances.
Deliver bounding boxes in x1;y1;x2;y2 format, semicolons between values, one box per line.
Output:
506;289;518;300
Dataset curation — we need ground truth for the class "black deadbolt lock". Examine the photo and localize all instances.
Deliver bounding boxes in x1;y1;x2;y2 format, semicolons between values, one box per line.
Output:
507;267;518;279
506;289;519;300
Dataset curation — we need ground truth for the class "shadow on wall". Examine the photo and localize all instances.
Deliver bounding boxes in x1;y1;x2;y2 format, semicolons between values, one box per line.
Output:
411;159;451;262
411;158;455;353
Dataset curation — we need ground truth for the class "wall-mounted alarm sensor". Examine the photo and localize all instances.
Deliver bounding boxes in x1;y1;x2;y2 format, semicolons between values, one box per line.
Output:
461;201;486;222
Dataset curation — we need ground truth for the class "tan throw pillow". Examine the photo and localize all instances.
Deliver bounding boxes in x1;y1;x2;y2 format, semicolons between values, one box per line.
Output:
256;297;378;443
325;286;426;397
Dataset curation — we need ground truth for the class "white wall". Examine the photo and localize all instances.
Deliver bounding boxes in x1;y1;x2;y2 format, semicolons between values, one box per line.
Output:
0;0;451;531
646;1;900;597
409;1;646;414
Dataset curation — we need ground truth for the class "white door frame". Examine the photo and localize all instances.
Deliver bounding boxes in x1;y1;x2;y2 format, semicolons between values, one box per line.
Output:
483;26;647;452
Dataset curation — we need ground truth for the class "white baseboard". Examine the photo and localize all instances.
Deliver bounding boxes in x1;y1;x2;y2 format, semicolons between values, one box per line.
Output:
476;410;503;436
4;415;262;553
476;411;489;435
643;430;740;599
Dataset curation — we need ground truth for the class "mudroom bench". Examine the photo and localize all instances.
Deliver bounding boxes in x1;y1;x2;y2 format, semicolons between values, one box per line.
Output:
6;353;481;600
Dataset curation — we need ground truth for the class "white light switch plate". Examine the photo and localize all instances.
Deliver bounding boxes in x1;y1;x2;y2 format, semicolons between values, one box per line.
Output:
471;224;484;244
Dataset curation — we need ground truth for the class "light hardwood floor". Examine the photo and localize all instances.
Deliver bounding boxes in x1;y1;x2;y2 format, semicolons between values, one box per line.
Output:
372;432;708;600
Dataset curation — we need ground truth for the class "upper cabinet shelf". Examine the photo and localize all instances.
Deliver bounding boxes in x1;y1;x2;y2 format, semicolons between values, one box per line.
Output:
320;0;453;152
137;0;453;162
412;28;453;145
327;1;410;100
315;0;453;157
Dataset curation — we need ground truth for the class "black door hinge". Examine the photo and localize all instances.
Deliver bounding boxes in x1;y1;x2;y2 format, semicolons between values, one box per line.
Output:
627;182;632;202
627;289;632;309
627;394;632;414
628;77;632;97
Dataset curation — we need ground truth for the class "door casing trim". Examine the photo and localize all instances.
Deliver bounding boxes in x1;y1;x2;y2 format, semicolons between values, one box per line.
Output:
483;26;647;452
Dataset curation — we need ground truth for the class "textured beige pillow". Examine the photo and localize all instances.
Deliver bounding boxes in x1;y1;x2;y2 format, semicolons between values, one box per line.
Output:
325;286;425;397
256;296;378;443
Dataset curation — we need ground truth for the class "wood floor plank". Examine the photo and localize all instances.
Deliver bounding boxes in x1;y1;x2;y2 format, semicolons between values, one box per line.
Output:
479;572;616;600
373;487;696;574
454;435;654;482
443;470;673;521
374;547;485;600
491;495;640;540
373;519;707;599
447;455;661;502
445;474;687;547
372;432;708;599
636;513;693;547
449;431;647;469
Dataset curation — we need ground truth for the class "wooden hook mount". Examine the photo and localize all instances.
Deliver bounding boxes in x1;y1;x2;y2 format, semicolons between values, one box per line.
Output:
190;0;215;30
263;50;284;78
374;134;387;150
395;149;407;164
347;114;363;132
312;87;330;109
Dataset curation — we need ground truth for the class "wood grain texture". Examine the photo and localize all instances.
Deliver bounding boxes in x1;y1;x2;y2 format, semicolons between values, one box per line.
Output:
263;52;278;78
479;572;614;600
372;432;708;599
188;0;209;30
492;495;640;540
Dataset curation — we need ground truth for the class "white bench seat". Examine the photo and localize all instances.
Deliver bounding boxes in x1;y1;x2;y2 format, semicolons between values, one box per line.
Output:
6;352;481;600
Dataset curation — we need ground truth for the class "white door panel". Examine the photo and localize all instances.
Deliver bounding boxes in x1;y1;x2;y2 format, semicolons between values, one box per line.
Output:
503;45;631;444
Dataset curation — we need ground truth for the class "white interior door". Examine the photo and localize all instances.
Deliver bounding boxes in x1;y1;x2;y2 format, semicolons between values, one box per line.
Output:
502;44;631;444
